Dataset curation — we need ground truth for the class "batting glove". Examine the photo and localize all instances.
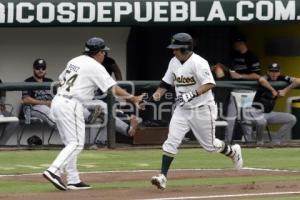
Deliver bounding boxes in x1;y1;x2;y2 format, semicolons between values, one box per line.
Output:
177;90;198;106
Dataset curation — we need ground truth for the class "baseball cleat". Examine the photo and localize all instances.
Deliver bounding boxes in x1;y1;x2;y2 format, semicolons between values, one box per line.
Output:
43;170;67;191
151;174;167;190
67;182;91;190
128;115;139;137
86;105;104;124
231;144;243;170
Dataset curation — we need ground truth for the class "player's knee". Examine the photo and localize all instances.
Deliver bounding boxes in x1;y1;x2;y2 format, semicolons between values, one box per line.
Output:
290;114;297;126
256;119;267;126
76;144;84;151
68;142;84;151
162;141;179;155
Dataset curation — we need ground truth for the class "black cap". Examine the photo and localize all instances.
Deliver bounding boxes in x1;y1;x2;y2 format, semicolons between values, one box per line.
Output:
33;58;46;69
167;33;193;50
84;37;110;53
268;63;280;72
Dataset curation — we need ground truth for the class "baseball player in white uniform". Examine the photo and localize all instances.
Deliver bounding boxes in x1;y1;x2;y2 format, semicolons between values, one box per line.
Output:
43;37;144;191
150;33;243;190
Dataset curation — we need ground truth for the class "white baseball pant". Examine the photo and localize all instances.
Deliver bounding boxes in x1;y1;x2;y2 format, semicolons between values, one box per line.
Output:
163;102;224;155
48;95;85;184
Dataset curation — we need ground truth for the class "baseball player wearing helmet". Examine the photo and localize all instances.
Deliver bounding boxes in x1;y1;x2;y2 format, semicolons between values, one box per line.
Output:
150;33;243;190
43;37;144;191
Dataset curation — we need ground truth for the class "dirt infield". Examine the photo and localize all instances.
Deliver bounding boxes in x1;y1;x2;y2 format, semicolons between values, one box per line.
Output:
1;169;300;200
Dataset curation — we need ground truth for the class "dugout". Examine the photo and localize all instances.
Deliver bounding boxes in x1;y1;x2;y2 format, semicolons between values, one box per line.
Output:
0;0;300;146
291;99;300;139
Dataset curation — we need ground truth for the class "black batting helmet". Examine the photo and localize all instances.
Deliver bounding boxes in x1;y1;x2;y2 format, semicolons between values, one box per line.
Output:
167;33;193;51
84;37;110;54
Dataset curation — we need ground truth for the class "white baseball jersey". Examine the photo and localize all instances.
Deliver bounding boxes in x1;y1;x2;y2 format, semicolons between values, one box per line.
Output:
47;54;117;184
161;53;226;155
57;55;117;102
162;53;215;109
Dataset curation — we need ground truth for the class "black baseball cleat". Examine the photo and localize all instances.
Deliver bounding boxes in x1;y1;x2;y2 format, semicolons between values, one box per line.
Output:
86;105;104;124
67;182;91;190
43;170;67;191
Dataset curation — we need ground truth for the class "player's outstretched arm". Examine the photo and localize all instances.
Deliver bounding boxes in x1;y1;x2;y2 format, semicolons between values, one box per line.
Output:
278;77;300;97
111;85;145;110
151;87;168;102
148;80;171;103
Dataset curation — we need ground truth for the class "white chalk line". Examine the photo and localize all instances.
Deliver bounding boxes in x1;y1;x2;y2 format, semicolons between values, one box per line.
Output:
1;168;299;199
138;191;300;200
0;167;298;177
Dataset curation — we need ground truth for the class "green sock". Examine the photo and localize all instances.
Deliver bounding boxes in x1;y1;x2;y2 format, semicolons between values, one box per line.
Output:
161;154;174;177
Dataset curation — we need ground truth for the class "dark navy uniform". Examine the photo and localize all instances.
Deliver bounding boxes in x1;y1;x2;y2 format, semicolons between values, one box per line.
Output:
22;76;53;101
247;74;296;145
102;56;116;76
231;50;260;75
225;50;261;143
22;76;55;127
253;75;292;113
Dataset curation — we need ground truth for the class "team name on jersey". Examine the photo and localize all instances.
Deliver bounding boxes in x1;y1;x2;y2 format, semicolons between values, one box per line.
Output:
67;64;80;72
174;75;196;86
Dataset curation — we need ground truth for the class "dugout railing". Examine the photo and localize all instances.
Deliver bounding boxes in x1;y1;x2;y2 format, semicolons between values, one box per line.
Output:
0;81;292;148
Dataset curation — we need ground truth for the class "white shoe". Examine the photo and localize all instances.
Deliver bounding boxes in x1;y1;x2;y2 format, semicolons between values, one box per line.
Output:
151;174;167;190
231;144;243;170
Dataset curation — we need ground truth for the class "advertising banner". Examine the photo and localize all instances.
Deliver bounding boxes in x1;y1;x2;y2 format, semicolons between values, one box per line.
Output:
0;0;298;26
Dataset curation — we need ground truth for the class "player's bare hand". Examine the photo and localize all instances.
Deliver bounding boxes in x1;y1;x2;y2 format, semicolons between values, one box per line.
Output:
278;89;287;97
271;90;278;98
213;63;226;79
229;70;242;79
133;93;146;110
42;100;52;107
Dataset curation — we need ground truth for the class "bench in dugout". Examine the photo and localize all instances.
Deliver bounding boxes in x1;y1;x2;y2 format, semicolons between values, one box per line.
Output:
0;104;19;141
230;91;272;144
18;105;55;146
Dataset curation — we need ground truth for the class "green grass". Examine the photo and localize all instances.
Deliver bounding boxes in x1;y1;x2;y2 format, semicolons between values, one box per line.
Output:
0;148;299;174
0;181;53;193
0;148;299;196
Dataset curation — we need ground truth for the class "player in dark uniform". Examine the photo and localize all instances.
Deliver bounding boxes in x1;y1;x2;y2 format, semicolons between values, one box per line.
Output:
0;79;7;116
87;53;140;145
102;53;122;80
22;58;55;127
224;34;261;144
230;45;260;79
246;63;300;146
